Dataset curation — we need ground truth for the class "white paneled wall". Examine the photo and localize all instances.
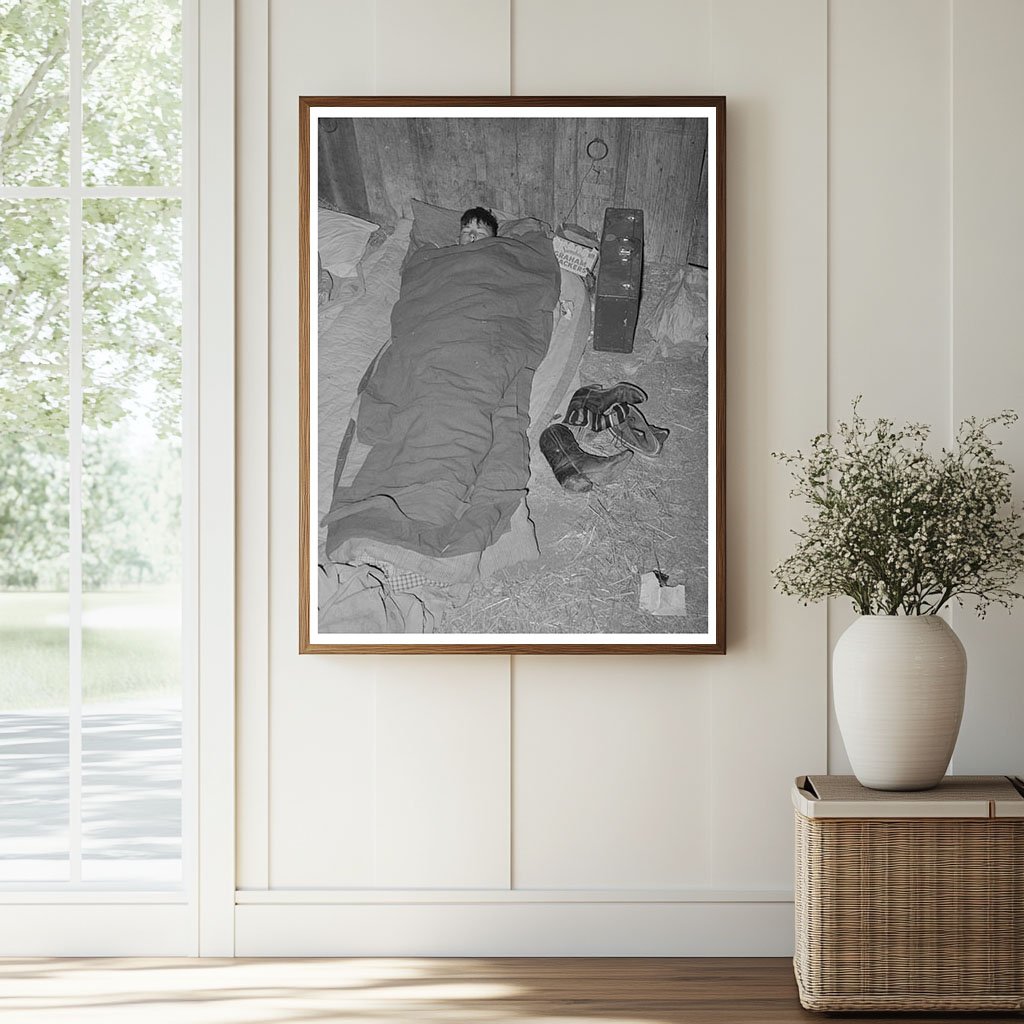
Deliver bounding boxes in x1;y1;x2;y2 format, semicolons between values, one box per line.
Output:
513;657;713;889
373;659;511;889
375;0;510;95
235;0;1024;954
236;0;271;895
829;0;951;426
270;667;378;886
511;0;712;94
948;0;1024;777
826;0;952;773
704;0;828;890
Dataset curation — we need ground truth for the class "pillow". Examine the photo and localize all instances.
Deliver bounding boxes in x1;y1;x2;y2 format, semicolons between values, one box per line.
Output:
408;199;551;255
500;216;552;240
318;208;379;280
409;198;464;251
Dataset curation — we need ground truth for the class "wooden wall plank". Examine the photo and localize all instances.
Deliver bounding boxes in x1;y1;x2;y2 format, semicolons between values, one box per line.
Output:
461;118;492;209
552;118;580;226
678;121;709;263
624;120;706;262
317;119;371;218
611;118;632;207
551;117;624;234
687;147;709;267
354;120;398;230
419;119;483;212
357;118;419;220
515;118;555;224
482;119;520;216
408;117;441;204
342;115;707;246
578;117;621;231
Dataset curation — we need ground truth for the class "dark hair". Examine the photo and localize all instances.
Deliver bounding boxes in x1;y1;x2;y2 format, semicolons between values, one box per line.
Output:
460;207;499;236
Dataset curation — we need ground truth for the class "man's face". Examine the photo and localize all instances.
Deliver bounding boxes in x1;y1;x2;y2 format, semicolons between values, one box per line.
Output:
459;219;495;246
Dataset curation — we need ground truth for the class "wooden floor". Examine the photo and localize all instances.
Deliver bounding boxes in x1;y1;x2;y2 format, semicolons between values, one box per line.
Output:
0;957;1019;1023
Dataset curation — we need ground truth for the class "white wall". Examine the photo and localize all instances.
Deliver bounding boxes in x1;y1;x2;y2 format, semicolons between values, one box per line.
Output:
234;0;1024;955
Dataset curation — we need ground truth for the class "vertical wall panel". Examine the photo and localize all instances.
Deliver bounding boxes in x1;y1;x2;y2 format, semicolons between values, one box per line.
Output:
709;0;828;888
375;661;511;888
828;0;950;422
271;669;378;886
827;0;951;772
513;657;713;889
512;1;722;896
236;0;270;891
512;0;711;95
950;0;1024;777
264;0;516;892
367;0;516;892
197;0;237;956
266;0;379;888
375;0;510;95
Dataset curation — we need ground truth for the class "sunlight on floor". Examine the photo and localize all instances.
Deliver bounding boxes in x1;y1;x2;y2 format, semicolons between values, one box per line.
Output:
0;958;672;1024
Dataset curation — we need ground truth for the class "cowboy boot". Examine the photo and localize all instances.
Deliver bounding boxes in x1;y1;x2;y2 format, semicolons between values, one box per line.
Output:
563;381;648;432
610;405;670;457
539;423;632;492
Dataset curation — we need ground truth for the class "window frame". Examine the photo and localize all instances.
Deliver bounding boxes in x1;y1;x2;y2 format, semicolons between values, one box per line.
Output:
0;0;235;955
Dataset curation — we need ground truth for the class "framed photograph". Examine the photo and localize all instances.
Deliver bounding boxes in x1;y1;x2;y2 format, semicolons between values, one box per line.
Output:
300;97;725;653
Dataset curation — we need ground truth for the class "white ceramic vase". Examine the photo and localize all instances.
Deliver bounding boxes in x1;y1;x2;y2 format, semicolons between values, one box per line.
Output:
833;615;967;791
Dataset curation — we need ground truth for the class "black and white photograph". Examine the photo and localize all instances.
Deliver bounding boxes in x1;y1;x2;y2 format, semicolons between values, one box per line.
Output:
301;98;725;653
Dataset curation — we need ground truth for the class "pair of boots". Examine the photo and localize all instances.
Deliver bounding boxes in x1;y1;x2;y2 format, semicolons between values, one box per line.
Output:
540;382;669;493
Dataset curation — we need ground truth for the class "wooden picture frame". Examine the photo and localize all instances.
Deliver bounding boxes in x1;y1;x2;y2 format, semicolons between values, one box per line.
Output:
300;97;725;653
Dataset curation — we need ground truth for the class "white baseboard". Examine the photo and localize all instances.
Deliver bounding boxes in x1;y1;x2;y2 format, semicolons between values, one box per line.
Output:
235;897;795;956
0;903;195;956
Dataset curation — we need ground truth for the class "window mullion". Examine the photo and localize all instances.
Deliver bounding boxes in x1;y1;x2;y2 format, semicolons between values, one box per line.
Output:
68;0;84;885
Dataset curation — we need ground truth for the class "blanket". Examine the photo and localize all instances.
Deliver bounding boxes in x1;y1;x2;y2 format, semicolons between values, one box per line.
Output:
323;231;560;583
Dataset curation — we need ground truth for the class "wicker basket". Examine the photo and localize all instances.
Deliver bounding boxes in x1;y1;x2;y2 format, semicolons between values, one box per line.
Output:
793;775;1024;1012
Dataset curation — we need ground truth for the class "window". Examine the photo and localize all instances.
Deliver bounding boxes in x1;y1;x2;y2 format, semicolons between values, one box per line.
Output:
0;0;192;890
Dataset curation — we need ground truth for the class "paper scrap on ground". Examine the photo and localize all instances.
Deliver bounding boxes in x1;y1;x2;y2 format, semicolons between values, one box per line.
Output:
639;571;687;616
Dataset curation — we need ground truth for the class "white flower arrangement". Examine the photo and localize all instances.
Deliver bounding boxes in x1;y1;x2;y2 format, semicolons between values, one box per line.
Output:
772;401;1024;616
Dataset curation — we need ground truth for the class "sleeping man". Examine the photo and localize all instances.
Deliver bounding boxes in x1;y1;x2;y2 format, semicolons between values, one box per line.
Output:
458;207;498;245
321;202;561;629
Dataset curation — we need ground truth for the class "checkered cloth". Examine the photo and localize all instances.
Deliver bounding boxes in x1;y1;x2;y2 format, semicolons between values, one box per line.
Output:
378;562;451;594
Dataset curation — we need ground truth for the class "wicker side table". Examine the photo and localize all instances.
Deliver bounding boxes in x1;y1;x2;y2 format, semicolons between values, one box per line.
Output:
793;774;1024;1012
